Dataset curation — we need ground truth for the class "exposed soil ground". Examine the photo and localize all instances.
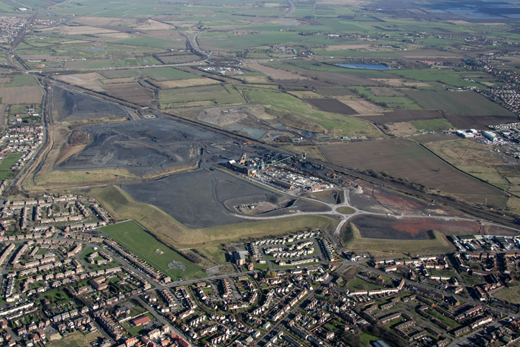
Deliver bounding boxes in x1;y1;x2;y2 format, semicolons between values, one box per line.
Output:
52;85;132;123
319;139;506;206
103;83;154;105
360;110;444;124
121;169;281;228
351;215;480;240
304;98;357;115
350;180;467;217
445;114;520;130
338;98;384;115
56;117;257;177
383;122;417;136
413;133;458;144
197;105;272;126
372;78;431;87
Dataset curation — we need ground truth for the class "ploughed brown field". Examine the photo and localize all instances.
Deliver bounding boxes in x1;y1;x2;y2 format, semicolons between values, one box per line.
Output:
103;83;154;105
445;114;520;130
304;98;357;115
360;110;445;124
319;138;506;206
351;215;481;240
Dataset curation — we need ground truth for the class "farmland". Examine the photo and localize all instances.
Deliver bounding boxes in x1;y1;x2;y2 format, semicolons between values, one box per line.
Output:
103;83;154;104
159;84;244;108
304;98;357;115
319;139;506;207
426;139;519;191
405;90;515;116
0;86;43;105
238;86;380;137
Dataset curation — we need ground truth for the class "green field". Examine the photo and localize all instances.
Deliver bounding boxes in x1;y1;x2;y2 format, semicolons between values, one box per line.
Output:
159;84;244;107
390;69;490;89
142;67;201;81
0;153;22;171
100;221;206;280
351;86;422;109
3;75;39;87
345;277;384;291
405;90;514;116
337;206;355;214
114;58;141;67
493;286;520;304
91;185;339;247
238;86;380;137
342;223;455;257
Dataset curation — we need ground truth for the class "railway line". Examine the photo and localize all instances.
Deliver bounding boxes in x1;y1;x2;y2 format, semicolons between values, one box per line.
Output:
31;73;520;232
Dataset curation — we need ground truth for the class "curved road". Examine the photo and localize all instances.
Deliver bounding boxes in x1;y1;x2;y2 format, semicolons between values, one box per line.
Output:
231;184;520;242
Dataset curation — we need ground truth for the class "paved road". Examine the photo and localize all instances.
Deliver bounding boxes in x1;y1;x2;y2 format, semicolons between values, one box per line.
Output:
230;185;520;239
258;262;346;345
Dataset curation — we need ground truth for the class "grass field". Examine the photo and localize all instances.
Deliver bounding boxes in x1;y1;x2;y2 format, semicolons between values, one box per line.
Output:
3;75;39;87
493;286;520;304
360;332;379;347
91;185;339;247
345;277;384;291
159;84;244;108
48;331;103;347
238;86;380;137
337;206;355;214
100;221;206;280
142;67;201;81
389;69;489;89
0;153;21;170
342;223;455;257
406;90;514;116
196;245;228;264
350;86;422;110
425;139;513;190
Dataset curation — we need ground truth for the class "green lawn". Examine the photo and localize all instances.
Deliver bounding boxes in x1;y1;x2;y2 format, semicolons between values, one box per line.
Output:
0;153;22;170
100;221;206;280
426;308;460;329
345;277;383;291
360;332;379;346
337;206;355;214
